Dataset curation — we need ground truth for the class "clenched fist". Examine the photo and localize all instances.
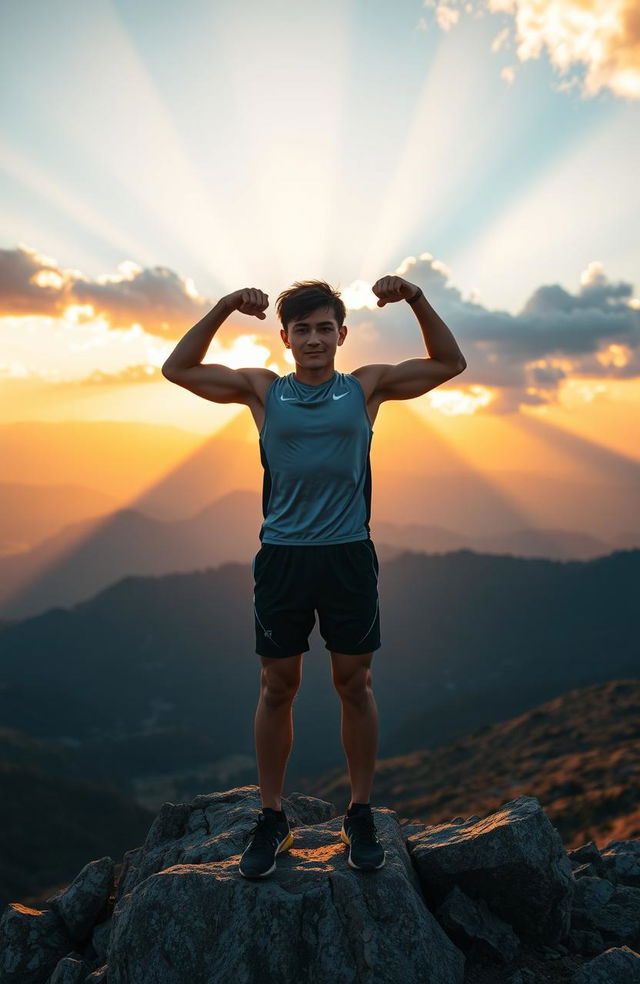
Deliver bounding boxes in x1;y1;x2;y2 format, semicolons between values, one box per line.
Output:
372;276;418;307
224;288;269;320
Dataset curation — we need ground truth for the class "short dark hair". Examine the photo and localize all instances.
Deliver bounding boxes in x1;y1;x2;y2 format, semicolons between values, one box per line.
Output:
275;280;346;332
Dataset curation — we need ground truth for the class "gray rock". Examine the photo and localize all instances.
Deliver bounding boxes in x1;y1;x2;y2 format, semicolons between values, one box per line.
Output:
115;846;144;902
573;862;600;880
46;858;114;942
107;787;465;984
540;943;562;959
568;841;603;869
572;944;640;982
189;786;336;830
90;918;112;962
407;794;574;943
0;903;73;984
568;842;605;881
506;970;537;984
568;927;605;956
83;966;107;983
16;784;640;984
48;955;88;983
278;790;338;825
141;802;191;851
123;785;336;897
570;875;640;949
601;840;640;888
399;817;427;839
435;883;520;963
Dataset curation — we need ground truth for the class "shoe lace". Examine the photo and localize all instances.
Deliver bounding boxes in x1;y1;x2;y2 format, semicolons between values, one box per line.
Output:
347;811;378;843
244;813;283;850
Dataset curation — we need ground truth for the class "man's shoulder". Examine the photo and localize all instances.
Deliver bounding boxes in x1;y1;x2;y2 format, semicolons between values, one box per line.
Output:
243;367;280;381
349;364;389;402
242;367;280;402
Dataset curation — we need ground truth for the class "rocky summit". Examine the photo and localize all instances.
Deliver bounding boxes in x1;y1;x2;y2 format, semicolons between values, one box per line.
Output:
1;787;640;983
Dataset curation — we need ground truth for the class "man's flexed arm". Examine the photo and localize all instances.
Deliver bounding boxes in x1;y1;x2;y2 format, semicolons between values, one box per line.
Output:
372;275;466;370
162;288;269;374
161;288;271;405
359;276;466;403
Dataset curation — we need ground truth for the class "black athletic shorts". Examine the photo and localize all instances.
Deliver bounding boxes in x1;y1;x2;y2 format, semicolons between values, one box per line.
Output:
252;538;381;659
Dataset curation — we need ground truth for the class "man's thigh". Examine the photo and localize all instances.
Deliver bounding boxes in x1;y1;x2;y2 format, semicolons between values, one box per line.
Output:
316;539;381;656
253;544;316;659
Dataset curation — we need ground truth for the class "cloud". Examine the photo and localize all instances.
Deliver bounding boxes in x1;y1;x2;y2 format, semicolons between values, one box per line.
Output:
344;252;640;414
0;244;210;336
425;0;640;99
2;243;639;414
435;4;460;31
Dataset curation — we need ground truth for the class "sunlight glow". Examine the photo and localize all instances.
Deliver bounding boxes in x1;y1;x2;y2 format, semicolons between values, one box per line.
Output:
558;379;610;406
31;269;65;290
25;6;248;288
0;138;155;268
596;344;632;369
358;26;514;280
210;3;349;285
341;280;380;311
427;384;495;414
206;334;272;371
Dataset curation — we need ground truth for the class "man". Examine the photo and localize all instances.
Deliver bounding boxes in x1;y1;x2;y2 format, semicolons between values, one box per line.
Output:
162;275;466;878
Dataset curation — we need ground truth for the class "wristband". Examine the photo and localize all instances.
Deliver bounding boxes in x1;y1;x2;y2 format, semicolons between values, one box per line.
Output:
406;287;423;305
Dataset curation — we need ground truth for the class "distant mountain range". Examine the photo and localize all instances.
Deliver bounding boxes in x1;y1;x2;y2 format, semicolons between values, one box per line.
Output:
0;738;154;911
0;548;637;797
1;489;638;618
2;411;639;542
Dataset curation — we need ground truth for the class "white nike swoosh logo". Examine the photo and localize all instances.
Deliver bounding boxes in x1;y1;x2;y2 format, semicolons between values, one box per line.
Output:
333;392;349;400
280;395;296;401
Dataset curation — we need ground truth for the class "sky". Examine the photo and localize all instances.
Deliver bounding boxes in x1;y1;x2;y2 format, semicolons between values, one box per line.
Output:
1;0;639;437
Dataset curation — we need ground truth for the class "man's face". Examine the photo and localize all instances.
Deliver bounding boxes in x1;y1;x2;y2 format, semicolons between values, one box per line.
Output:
281;305;347;368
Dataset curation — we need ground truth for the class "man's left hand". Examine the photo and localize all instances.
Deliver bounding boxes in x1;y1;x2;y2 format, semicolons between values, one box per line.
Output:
372;276;418;307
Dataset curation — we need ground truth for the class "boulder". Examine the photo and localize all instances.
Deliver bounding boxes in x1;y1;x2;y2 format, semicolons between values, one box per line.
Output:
107;786;465;984
434;883;520;963
572;944;640;982
0;903;73;984
47;955;88;983
407;794;574;943
46;858;114;942
7;784;640;984
601;840;640;888
570;875;640;950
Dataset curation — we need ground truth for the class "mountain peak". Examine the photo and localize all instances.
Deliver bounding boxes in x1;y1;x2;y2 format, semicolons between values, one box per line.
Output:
2;786;639;982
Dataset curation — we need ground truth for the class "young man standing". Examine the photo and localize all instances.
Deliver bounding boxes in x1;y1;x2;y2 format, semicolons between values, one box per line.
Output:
162;276;466;878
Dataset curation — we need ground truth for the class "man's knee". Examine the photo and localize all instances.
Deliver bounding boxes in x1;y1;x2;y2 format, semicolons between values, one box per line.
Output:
331;653;373;702
259;654;303;705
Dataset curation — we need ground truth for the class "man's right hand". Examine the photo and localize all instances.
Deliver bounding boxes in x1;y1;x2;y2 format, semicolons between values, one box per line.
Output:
223;288;269;320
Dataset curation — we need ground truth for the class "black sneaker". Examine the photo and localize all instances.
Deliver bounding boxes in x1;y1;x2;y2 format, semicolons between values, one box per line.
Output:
239;809;294;879
340;806;386;871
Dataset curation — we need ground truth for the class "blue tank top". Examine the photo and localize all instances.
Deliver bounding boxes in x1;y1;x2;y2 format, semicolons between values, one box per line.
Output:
258;370;373;544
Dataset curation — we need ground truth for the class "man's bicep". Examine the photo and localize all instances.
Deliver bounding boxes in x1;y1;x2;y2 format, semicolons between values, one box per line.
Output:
357;359;464;402
162;364;270;404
